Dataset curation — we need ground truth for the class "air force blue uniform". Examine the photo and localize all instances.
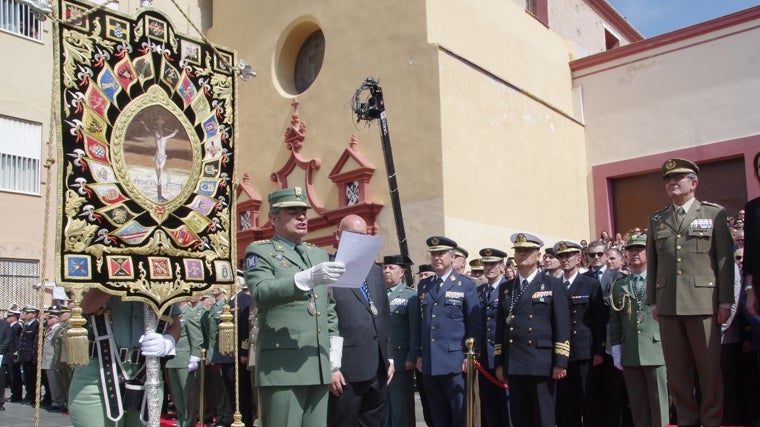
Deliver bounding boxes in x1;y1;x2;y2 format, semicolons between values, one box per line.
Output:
417;271;482;427
478;278;509;427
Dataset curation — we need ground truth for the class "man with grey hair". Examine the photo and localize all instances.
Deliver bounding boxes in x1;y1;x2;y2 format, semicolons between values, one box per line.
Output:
646;158;734;426
245;187;346;427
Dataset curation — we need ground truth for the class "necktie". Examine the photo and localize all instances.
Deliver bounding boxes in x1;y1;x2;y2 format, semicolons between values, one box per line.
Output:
436;277;443;291
360;281;370;302
676;206;686;228
486;285;492;301
295;243;310;265
521;279;528;290
595;270;602;280
564;280;571;289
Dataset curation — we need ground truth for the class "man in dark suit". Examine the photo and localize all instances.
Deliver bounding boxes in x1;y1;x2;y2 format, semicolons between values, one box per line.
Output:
477;247;509;427
416;236;482;427
1;309;22;403
494;232;570;427
583;240;630;427
646;158;734;427
18;306;40;404
553;240;605;427
327;214;393;427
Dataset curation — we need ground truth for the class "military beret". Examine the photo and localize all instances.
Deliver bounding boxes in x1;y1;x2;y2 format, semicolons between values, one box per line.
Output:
417;264;434;274
268;187;311;209
479;248;507;263
510;232;543;249
662;158;699;177
553;240;582;255
625;234;647;248
469;258;484;271
454;246;469;259
383;254;414;267
426;236;457;252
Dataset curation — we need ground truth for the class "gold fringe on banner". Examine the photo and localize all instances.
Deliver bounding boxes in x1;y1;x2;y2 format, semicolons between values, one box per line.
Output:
217;303;235;355
67;304;90;367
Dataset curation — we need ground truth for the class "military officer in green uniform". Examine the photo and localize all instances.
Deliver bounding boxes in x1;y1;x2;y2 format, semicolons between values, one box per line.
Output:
382;254;418;427
166;297;204;427
244;187;346;427
610;234;668;427
69;290;181;427
646;158;734;427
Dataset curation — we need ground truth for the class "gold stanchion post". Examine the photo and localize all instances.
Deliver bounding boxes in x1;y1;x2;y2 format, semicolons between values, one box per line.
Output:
465;337;476;427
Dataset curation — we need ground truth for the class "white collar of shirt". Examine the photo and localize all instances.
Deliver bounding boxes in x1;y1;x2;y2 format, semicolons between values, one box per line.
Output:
564;271;579;285
437;268;453;284
518;270;538;285
674;197;696;213
592;265;607;276
488;275;504;289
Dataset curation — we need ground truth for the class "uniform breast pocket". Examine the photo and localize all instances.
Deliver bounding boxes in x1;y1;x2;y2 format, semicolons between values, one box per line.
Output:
393;304;408;315
655;229;672;253
445;299;463;318
687;228;712;253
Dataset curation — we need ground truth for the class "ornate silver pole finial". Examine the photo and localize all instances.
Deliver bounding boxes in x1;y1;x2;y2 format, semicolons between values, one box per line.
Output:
236;60;256;81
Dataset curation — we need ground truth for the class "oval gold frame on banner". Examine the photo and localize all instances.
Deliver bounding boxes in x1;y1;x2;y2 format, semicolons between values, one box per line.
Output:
111;86;202;224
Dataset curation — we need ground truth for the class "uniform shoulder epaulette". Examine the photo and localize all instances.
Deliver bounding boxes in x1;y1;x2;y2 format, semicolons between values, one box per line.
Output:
250;239;271;245
304;242;316;247
652;206;669;215
701;201;724;209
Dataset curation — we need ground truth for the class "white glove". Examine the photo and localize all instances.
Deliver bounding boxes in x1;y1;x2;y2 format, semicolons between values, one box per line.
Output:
188;355;200;372
294;262;346;290
329;335;344;373
139;332;176;357
611;344;623;371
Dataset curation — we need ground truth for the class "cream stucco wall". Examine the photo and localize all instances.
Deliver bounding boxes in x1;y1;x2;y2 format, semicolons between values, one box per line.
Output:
0;20;55;289
206;0;595;264
574;19;760;167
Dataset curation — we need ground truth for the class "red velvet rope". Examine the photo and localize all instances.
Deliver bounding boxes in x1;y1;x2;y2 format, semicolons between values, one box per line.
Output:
474;360;508;390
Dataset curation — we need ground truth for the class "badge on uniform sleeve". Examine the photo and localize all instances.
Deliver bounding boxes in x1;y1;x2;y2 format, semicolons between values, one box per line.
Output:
244;254;257;271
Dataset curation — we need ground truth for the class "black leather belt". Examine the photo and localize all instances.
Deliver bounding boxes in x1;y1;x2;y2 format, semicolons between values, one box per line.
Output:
89;342;142;364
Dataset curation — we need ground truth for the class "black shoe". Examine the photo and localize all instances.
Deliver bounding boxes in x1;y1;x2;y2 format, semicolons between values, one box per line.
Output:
47;406;64;412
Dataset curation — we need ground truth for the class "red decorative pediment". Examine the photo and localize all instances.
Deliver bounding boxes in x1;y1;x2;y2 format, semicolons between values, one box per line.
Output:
329;134;376;208
270;99;325;213
235;101;384;267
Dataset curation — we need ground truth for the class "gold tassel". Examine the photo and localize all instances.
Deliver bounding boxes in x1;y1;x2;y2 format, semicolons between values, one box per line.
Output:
217;303;235;356
67;304;90;367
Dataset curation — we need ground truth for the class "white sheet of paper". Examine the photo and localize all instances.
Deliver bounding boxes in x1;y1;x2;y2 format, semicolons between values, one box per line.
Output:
331;231;384;288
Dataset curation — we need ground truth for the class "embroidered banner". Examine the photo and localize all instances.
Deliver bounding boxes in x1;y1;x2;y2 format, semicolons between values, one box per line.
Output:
56;1;236;314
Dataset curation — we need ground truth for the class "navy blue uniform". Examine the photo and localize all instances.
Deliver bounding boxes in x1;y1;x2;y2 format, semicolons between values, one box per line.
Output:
478;279;509;427
417;271;482;427
494;274;570;427
556;274;605;427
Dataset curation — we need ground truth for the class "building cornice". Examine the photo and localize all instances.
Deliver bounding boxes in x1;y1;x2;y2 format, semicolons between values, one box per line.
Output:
571;5;760;72
587;0;644;42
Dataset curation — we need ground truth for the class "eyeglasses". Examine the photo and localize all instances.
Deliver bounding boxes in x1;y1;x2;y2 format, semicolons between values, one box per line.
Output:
736;255;743;261
588;252;605;258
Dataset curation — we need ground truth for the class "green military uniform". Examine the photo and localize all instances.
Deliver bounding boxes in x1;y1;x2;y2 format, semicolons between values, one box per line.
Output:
384;280;418;427
166;302;204;427
69;299;179;427
200;295;229;421
245;234;337;426
52;309;72;409
609;243;668;427
645;158;735;426
244;186;339;427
